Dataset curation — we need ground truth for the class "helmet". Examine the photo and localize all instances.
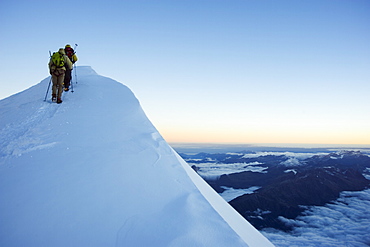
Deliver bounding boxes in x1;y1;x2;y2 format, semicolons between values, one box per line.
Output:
65;44;71;48
58;48;66;55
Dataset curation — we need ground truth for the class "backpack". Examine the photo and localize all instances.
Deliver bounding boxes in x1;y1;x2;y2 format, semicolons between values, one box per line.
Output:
65;47;75;61
51;52;65;68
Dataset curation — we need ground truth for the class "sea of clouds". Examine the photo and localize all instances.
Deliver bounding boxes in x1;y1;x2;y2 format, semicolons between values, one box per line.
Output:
186;150;370;246
262;189;370;247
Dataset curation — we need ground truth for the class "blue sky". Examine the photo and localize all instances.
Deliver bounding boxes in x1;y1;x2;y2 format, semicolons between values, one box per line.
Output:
1;0;369;145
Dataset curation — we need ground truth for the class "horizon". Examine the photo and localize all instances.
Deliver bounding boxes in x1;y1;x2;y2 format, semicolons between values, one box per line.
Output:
1;1;369;145
169;142;370;154
169;141;370;148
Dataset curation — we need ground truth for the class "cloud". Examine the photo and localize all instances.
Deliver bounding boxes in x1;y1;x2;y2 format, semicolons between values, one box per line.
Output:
189;162;268;180
284;169;297;174
241;151;330;159
219;186;261;202
262;189;370;247
281;158;302;166
363;168;370;180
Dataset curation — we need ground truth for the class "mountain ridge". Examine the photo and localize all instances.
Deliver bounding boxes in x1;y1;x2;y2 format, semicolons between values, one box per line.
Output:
0;66;273;247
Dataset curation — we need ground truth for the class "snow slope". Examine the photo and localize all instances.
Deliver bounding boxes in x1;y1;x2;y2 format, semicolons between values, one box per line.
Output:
0;66;274;247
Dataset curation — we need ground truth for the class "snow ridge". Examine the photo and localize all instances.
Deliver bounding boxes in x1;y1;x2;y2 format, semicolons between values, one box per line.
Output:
0;66;273;247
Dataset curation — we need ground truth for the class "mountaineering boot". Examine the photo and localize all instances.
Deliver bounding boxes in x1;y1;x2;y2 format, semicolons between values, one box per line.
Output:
64;87;69;92
52;94;57;102
56;98;63;104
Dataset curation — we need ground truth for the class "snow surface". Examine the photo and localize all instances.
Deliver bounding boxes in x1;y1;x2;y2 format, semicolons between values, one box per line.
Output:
0;66;274;247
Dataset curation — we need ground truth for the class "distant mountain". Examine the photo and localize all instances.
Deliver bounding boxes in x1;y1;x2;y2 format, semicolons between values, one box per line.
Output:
183;150;370;231
230;165;369;231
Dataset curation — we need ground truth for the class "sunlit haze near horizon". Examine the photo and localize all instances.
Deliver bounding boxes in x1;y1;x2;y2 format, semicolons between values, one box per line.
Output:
0;0;369;145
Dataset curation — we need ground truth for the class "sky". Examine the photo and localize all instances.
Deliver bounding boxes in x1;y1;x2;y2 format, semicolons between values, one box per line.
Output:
1;0;369;145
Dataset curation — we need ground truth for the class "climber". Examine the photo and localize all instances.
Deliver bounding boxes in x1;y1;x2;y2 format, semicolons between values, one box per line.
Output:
48;48;73;104
63;44;78;91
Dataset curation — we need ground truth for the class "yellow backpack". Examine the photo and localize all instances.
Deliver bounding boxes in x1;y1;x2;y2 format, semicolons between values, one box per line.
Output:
51;52;65;68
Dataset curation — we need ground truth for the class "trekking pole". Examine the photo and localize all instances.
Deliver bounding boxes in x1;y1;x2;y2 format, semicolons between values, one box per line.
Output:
70;75;74;93
44;77;52;101
44;51;53;101
74;63;78;84
73;44;78;84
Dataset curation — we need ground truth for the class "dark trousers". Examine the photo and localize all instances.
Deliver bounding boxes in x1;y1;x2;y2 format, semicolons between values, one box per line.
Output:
64;68;72;89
